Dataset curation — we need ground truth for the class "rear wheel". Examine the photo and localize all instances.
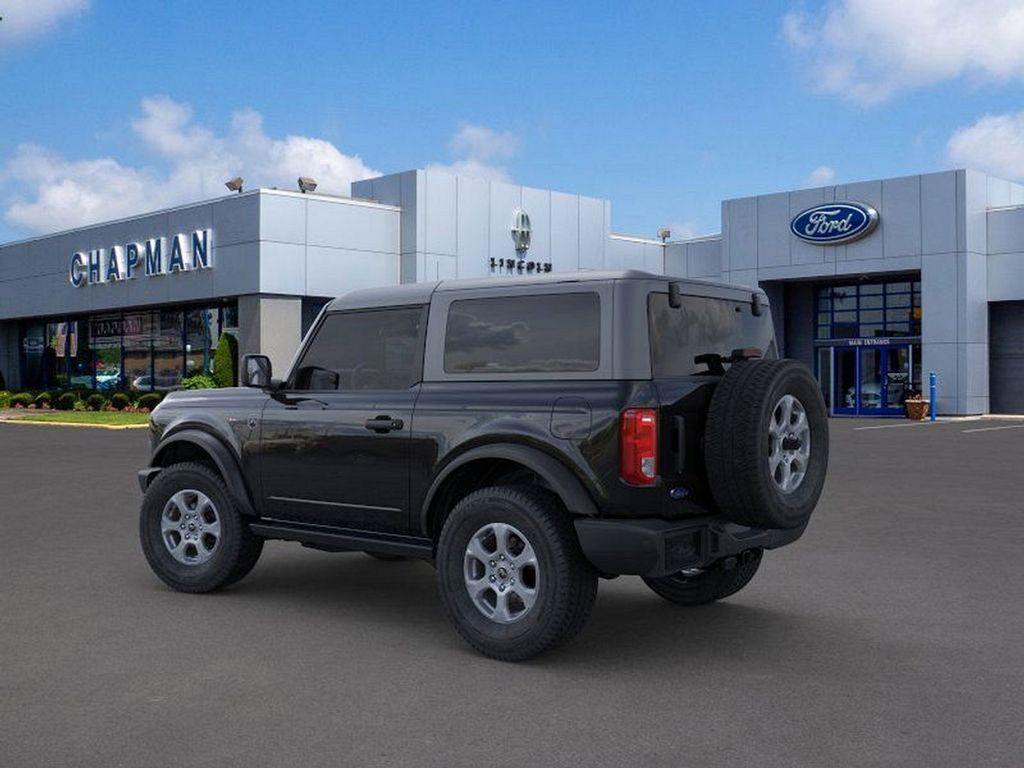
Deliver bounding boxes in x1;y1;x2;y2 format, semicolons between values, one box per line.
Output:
436;486;597;661
139;462;263;593
643;549;763;606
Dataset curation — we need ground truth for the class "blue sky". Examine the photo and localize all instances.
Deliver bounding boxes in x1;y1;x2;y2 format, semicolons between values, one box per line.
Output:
2;0;1024;244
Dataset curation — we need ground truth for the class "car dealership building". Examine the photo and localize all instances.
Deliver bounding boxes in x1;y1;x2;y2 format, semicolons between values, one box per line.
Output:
1;167;1023;415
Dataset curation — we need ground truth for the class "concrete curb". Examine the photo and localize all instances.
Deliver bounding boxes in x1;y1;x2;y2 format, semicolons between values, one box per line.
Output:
0;418;149;430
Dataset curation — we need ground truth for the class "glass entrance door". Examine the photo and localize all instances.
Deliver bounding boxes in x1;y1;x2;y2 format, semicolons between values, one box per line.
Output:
832;344;911;416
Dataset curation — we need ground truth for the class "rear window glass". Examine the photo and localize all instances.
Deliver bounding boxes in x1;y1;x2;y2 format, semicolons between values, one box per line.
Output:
648;292;776;377
444;293;600;374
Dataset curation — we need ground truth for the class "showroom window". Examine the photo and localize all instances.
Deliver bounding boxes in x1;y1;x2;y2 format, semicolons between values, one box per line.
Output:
18;301;237;391
815;279;921;340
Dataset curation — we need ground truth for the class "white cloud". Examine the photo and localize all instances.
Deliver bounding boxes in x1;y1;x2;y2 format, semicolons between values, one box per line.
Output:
0;0;88;46
448;124;518;162
805;165;836;186
947;110;1024;178
782;0;1024;104
427;123;518;181
1;95;379;234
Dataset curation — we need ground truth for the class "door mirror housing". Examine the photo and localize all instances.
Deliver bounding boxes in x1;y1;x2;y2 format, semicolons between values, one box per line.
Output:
242;354;273;388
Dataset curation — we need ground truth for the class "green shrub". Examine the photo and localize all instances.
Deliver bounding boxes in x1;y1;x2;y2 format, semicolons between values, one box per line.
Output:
86;394;106;411
137;392;164;410
56;392;77;410
182;373;219;390
0;390;10;408
35;392;53;408
110;392;131;410
213;332;239;388
10;392;32;407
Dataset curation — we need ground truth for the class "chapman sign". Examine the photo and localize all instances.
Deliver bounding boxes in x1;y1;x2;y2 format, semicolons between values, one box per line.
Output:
790;202;878;245
69;229;212;287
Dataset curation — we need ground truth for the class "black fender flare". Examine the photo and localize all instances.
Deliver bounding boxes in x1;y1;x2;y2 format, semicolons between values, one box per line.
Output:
419;443;599;533
149;429;257;517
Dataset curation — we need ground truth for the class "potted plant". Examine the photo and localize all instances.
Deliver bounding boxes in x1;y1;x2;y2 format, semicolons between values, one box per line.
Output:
904;389;929;420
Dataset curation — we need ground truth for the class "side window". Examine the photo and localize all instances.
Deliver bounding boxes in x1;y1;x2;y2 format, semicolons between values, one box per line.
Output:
293;306;426;391
443;292;600;374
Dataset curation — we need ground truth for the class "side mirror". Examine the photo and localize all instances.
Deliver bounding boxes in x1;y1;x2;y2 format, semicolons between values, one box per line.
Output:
242;354;272;388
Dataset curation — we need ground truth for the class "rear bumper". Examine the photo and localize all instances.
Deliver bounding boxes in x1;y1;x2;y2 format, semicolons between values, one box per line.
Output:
574;516;807;577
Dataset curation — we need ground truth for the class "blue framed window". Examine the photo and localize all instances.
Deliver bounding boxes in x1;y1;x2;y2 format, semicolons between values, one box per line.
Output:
815;279;921;340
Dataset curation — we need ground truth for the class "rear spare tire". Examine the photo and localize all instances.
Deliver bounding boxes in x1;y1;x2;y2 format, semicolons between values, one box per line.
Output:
704;359;828;530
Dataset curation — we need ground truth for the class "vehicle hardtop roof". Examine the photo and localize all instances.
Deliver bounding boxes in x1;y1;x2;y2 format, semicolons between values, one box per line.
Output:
324;270;761;312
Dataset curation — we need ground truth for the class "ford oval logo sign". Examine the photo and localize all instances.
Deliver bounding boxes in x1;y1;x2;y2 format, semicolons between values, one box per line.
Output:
790;202;879;245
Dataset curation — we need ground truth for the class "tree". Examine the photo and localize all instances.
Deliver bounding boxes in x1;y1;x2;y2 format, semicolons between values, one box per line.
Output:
213;332;239;388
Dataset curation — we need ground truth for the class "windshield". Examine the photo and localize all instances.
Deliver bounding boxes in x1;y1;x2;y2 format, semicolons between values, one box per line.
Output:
648;292;777;377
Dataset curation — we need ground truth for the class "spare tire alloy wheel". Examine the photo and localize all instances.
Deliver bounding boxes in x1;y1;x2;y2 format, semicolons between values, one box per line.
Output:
703;359;829;530
768;394;810;493
464;522;539;623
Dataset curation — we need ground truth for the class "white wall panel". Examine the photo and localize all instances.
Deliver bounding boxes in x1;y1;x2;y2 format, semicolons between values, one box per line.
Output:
881;175;921;259
306;246;400;296
920;171;957;255
549;192;581;273
423;171;458;256
578;196;606;270
454;176;490;279
755;193;790;267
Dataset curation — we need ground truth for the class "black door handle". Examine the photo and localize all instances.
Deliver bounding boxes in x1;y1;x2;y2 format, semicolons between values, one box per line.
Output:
364;415;404;433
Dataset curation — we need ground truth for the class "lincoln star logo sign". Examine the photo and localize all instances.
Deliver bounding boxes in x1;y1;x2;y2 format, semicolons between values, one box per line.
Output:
510;208;531;254
790;202;878;245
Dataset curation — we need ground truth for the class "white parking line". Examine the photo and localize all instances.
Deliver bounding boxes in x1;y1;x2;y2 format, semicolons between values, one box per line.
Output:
961;424;1024;434
854;422;933;430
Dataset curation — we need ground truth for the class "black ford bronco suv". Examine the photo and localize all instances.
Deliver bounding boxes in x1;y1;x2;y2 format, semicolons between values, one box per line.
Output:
138;270;828;660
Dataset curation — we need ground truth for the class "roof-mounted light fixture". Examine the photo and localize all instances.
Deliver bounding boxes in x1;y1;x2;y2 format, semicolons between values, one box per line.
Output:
298;176;318;194
225;177;244;194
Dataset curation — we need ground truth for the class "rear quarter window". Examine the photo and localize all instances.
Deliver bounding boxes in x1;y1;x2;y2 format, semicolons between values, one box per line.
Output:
444;292;600;374
648;292;777;377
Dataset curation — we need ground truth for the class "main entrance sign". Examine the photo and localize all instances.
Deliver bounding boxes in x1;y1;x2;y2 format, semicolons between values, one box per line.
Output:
69;229;212;287
790;202;878;245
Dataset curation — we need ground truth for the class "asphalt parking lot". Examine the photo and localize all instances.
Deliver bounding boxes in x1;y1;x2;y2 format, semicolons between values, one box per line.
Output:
1;418;1022;768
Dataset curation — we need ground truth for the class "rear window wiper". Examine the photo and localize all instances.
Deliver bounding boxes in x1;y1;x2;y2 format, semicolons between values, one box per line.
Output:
694;347;763;375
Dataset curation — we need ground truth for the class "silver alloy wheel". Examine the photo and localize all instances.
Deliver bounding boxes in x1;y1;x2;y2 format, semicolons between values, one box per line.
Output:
768;394;811;494
161;489;221;565
463;522;539;624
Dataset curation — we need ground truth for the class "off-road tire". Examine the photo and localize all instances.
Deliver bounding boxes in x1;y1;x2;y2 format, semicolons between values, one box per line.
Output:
704;359;828;529
643;549;763;606
139;462;264;593
436;486;598;661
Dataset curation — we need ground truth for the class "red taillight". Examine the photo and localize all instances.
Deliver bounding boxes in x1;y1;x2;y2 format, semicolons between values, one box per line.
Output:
620;408;658;485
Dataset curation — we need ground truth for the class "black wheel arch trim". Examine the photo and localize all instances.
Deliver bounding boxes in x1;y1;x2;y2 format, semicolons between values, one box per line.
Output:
143;429;257;517
419;442;599;533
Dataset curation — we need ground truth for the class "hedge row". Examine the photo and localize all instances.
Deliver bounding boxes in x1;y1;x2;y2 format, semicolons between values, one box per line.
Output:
0;389;166;411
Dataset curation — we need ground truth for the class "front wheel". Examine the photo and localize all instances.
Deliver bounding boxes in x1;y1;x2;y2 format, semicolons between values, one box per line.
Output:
436;486;598;661
642;549;763;606
139;462;263;593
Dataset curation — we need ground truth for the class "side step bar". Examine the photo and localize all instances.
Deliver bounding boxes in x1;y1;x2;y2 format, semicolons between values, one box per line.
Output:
249;519;434;560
